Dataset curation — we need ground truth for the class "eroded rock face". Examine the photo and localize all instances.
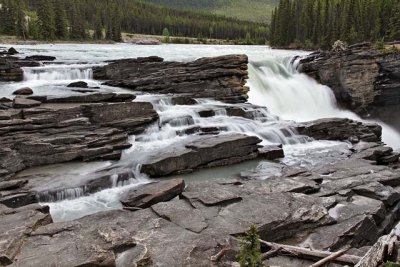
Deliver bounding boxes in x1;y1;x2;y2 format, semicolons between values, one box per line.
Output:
0;58;23;82
299;43;400;128
93;54;250;103
0;99;158;181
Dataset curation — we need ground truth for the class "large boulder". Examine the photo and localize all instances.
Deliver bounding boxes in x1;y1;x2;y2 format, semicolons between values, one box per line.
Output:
93;54;250;103
120;179;185;209
67;81;88;88
13;87;33;95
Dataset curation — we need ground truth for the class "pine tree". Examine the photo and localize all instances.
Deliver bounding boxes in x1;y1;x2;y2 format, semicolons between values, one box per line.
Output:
15;0;27;39
237;225;263;267
93;10;103;40
53;0;68;39
37;0;56;40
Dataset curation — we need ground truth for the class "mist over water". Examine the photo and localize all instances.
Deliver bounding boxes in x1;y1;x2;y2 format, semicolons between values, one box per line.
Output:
4;43;399;221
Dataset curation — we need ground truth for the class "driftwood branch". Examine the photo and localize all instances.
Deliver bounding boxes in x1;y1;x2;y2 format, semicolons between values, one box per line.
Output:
355;232;399;267
259;239;361;265
309;246;351;267
211;246;230;262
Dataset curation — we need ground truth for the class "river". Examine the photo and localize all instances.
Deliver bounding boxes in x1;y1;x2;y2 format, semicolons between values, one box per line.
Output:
2;43;399;222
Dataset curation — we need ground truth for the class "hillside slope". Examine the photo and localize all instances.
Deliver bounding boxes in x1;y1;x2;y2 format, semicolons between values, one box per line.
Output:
144;0;279;22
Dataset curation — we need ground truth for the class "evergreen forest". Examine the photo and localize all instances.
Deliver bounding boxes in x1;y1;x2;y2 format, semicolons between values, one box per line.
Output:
270;0;400;49
0;0;269;44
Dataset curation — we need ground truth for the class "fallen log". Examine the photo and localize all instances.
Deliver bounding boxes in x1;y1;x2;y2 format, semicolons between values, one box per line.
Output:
355;232;399;267
309;246;351;267
259;239;361;265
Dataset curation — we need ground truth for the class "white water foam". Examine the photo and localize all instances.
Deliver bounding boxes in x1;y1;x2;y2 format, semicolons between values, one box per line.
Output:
247;57;400;149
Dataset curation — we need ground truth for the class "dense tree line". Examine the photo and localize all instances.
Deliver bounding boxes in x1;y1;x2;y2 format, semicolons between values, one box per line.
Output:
270;0;400;49
0;0;268;43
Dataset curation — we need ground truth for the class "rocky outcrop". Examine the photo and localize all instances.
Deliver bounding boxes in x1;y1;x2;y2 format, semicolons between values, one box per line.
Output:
299;43;400;128
140;133;262;177
0;95;158;180
93;55;250;103
296;118;382;143
121;178;185;209
0;58;23;82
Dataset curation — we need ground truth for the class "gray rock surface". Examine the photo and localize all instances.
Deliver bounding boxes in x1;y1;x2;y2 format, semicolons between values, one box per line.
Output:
0;100;158;181
12;88;33;96
120;178;185;209
93;54;250;103
140;133;262;176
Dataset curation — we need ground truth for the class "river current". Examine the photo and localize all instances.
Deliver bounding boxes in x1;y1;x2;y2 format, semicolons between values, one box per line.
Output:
1;43;399;221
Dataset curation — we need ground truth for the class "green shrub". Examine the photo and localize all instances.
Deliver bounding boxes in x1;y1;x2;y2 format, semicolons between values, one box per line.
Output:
237;225;263;267
385;262;400;267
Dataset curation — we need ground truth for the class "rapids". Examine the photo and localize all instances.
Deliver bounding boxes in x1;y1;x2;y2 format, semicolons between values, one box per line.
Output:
2;43;399;222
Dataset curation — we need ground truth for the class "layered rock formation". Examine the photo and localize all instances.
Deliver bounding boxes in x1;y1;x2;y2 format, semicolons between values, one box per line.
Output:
299;43;400;129
93;55;250;103
140;133;262;176
0;94;158;181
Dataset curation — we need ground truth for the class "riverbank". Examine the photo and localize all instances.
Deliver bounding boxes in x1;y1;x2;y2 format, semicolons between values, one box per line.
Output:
0;33;263;46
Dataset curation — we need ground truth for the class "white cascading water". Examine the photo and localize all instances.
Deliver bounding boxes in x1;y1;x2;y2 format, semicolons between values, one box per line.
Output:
4;44;398;222
24;65;93;81
248;57;400;149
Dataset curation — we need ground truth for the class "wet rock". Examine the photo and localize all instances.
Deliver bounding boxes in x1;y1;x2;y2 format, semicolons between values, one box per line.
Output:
25;55;56;61
198;109;216;118
121;179;185;209
12;87;33;95
93;54;249;103
0;101;158;180
296;118;381;143
0;58;23;82
258;145;284;160
140;133;262;177
42;92;136;103
0;97;12;103
7;47;18;55
13;98;41;108
170;96;197;105
67;81;88;88
0;204;52;265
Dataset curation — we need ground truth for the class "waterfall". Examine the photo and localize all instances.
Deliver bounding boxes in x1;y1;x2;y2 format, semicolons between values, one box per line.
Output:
24;65;93;81
247;57;400;149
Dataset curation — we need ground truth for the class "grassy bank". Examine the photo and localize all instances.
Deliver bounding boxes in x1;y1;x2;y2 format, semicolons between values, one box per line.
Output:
0;33;267;46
